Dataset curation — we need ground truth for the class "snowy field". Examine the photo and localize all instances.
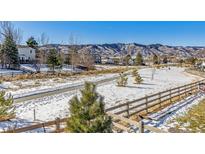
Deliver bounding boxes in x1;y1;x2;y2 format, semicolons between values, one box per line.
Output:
0;68;24;76
0;66;203;131
143;92;205;132
21;64;83;73
2;73;119;98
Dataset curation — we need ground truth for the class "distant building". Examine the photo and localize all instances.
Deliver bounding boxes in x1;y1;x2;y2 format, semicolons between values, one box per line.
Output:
18;47;36;63
101;57;115;64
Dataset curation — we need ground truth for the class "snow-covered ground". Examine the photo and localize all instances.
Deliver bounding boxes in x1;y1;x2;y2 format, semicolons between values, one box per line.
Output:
20;64;83;73
96;67;201;105
0;68;24;76
143;92;205;132
0;67;203;132
2;73;119;98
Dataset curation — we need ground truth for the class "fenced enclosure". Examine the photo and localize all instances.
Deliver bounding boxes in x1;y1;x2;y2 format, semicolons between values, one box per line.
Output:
1;79;204;133
105;79;204;117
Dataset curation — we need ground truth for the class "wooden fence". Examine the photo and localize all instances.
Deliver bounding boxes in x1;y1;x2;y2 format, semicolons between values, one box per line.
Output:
105;79;205;118
3;118;67;133
108;112;166;133
2;79;205;133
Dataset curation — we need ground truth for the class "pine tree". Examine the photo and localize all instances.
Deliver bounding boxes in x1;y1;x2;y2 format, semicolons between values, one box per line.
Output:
117;73;128;87
47;49;62;73
0;91;15;119
132;69;143;84
162;56;168;64
67;82;112;133
124;54;131;66
135;52;143;65
26;37;38;49
1;35;19;69
153;54;159;65
132;68;138;77
134;74;143;84
26;36;41;72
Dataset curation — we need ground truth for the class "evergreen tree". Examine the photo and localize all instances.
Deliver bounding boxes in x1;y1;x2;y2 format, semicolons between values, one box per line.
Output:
153;54;159;65
162;56;168;64
134;73;143;84
124;54;131;66
26;36;41;72
0;91;14;119
47;49;62;73
135;52;143;65
132;68;138;77
67;82;112;133
132;68;143;84
185;57;197;65
117;73;128;87
26;37;38;49
1;35;19;69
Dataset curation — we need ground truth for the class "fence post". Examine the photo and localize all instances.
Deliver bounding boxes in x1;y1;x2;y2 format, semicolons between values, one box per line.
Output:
145;95;148;113
138;116;144;133
33;109;36;121
126;102;130;118
191;83;195;94
197;81;200;93
55;118;60;133
185;85;188;97
158;92;161;109
178;87;181;100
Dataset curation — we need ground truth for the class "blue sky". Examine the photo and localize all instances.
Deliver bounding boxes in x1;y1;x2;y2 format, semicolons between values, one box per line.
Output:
13;21;205;46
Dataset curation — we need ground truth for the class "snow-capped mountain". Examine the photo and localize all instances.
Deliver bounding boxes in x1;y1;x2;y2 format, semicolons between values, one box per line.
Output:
43;43;205;58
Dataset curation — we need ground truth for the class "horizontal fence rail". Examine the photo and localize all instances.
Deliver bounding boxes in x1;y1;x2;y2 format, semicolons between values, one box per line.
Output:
1;79;204;133
108;112;166;133
3;118;67;133
105;79;205;117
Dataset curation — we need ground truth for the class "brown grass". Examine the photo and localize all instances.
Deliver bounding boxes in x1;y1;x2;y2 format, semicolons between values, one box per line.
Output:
168;98;205;133
0;67;132;82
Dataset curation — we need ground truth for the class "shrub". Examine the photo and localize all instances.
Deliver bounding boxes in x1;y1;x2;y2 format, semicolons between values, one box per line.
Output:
134;75;143;84
0;91;15;120
132;69;143;84
132;68;138;77
117;73;128;87
135;52;143;65
66;82;112;133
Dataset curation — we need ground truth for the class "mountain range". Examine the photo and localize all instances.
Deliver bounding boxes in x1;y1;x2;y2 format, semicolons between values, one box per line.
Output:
44;43;205;58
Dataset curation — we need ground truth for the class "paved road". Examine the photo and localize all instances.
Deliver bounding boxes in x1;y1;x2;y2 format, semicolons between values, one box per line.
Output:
13;67;147;103
13;74;121;103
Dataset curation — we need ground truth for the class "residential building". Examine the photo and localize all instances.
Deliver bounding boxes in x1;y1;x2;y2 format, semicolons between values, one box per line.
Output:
18;47;36;63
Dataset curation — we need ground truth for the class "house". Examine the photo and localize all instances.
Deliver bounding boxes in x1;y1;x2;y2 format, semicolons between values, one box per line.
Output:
18;47;36;63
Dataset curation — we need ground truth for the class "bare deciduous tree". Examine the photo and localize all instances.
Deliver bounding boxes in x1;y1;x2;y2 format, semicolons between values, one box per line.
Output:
68;34;79;71
39;32;49;46
78;49;95;70
0;21;22;44
39;33;49;65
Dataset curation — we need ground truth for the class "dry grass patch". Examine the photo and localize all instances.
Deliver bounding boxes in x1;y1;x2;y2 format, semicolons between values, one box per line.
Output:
168;99;205;133
0;67;133;82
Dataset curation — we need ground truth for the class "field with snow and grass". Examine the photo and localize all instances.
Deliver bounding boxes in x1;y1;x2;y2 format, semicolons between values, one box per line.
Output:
0;66;203;132
144;92;205;132
0;68;24;76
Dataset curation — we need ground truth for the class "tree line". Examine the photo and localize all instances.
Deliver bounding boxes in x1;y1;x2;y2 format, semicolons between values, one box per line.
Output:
0;22;95;72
